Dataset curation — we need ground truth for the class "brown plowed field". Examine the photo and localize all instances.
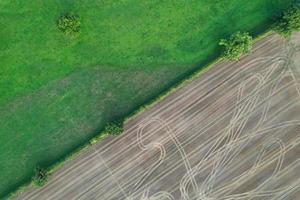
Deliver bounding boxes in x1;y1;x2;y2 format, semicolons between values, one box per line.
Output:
16;33;300;200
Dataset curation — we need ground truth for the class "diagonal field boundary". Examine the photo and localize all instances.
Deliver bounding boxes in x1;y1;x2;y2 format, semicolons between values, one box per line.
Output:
16;33;300;200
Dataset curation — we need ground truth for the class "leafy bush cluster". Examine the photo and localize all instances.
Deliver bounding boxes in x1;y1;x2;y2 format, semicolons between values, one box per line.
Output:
32;166;48;187
219;32;253;61
274;6;300;37
57;14;80;36
104;121;124;135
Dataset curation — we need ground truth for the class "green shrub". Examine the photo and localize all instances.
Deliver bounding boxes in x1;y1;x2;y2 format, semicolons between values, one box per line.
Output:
219;32;253;61
104;121;124;135
274;6;300;37
90;133;109;145
32;166;48;187
57;14;80;36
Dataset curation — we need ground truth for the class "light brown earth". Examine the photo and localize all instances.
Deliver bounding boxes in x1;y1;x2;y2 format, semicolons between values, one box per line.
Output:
16;33;300;200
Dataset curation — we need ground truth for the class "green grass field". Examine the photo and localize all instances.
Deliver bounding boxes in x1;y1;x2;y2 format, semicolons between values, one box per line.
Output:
0;0;294;197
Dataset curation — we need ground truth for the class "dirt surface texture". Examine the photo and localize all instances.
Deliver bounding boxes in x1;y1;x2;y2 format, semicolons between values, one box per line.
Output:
16;33;300;200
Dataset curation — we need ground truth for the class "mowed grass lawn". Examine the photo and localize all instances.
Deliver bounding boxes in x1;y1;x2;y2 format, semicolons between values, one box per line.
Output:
0;0;294;197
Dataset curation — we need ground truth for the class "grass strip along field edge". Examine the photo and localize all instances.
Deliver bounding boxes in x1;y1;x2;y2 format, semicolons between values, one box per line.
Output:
6;28;276;200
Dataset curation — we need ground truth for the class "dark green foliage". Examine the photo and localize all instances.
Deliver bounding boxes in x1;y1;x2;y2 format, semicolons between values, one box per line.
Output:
104;122;124;135
274;6;300;37
57;14;80;36
32;166;48;187
219;32;253;61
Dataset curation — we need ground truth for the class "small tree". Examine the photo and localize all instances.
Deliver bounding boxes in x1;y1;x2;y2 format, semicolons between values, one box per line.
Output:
219;32;253;61
274;6;300;38
32;166;48;187
57;14;80;36
104;121;124;135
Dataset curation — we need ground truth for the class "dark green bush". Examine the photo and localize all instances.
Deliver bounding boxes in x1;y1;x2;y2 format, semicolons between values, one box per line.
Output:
32;166;48;187
104;122;124;135
274;6;300;37
57;14;80;36
219;32;253;61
